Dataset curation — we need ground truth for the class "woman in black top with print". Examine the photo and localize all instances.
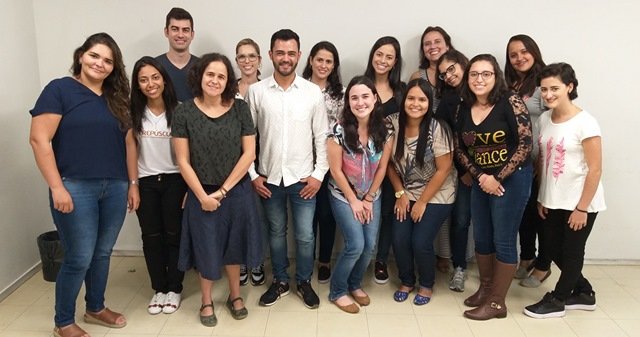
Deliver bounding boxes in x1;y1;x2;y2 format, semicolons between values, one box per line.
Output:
455;54;532;321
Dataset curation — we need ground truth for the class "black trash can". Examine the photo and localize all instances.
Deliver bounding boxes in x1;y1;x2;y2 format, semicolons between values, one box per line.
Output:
37;230;64;282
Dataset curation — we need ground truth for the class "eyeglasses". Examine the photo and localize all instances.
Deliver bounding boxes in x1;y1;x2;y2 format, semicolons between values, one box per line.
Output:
468;71;495;80
236;54;258;63
438;63;457;80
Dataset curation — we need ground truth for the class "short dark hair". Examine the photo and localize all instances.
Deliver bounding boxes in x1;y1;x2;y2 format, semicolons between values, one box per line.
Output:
188;53;238;104
538;63;579;100
504;34;545;97
270;29;300;51
460;54;508;106
165;7;193;30
302;41;344;101
419;26;455;69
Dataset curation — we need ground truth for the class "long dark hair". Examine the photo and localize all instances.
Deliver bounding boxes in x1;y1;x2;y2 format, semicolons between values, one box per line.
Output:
460;54;508;106
419;26;454;69
395;79;451;167
435;49;469;98
130;56;178;134
188;53;238;105
504;34;545;98
341;76;388;153
364;36;405;104
71;32;130;129
302;41;344;101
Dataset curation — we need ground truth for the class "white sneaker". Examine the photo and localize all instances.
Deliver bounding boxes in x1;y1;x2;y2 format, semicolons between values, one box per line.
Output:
148;292;166;315
163;291;181;314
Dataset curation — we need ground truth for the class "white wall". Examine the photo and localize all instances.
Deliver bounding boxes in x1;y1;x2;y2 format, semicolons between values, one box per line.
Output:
0;0;52;295
2;1;635;297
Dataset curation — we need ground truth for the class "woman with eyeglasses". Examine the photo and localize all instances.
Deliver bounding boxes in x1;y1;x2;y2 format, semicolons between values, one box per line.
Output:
235;38;262;99
524;63;605;319
434;50;473;292
234;38;266;287
505;34;552;288
455;54;532;320
302;41;344;284
363;36;406;285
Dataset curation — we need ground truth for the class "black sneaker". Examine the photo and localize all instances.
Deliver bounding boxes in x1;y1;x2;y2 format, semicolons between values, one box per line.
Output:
239;264;248;286
296;280;320;309
318;265;331;284
374;261;389;284
259;281;290;306
250;263;266;286
565;291;596;311
524;292;566;319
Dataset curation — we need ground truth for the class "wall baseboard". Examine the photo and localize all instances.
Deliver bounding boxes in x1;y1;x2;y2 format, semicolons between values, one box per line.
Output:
0;262;42;302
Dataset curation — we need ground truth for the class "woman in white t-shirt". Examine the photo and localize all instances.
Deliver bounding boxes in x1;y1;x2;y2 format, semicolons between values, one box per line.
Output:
130;56;188;315
524;63;605;319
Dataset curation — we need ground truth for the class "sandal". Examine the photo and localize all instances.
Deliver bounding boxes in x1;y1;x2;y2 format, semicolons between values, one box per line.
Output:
413;293;431;306
199;303;217;327
226;296;248;320
53;324;89;337
83;307;126;328
393;287;414;302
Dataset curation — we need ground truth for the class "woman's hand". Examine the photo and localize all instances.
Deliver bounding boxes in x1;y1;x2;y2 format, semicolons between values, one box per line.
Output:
479;174;505;196
349;199;368;224
537;202;548;219
410;200;427;223
362;199;373;224
394;194;410;222
199;195;220;212
568;210;588;231
51;186;73;213
460;172;473;187
127;184;140;212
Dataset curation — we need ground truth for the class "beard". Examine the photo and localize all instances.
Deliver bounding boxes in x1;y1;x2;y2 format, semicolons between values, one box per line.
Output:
275;60;298;77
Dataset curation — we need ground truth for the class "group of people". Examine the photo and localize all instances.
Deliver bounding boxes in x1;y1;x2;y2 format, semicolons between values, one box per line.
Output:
28;7;605;337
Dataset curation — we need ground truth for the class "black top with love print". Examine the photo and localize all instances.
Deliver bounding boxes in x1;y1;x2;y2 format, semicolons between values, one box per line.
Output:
454;94;532;182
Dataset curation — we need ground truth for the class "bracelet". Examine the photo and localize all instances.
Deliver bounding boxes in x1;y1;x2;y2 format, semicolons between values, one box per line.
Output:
130;180;139;185
575;207;588;213
220;186;228;198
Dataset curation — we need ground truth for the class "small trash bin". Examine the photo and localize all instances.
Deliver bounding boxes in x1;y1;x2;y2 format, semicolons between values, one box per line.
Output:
37;230;64;282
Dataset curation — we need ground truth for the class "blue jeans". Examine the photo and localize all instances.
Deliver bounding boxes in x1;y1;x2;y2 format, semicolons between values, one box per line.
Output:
393;202;453;289
450;181;471;269
50;178;128;327
328;195;381;301
471;165;532;264
261;181;316;282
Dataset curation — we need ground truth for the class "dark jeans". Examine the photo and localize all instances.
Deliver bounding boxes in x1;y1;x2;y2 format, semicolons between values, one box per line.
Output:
375;177;394;262
136;173;187;293
518;180;551;271
472;165;532;264
543;209;597;300
393;202;453;289
313;173;336;264
450;180;471;269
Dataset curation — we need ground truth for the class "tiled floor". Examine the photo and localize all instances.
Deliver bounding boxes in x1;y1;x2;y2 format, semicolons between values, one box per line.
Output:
1;257;639;337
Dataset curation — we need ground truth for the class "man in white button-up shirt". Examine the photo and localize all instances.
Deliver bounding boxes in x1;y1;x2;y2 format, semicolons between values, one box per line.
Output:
246;29;328;309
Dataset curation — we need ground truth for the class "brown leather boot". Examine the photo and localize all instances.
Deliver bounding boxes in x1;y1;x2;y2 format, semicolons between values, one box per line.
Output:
464;260;516;320
464;253;494;307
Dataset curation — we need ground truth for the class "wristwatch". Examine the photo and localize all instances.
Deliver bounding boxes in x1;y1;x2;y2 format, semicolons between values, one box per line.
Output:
394;190;405;199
